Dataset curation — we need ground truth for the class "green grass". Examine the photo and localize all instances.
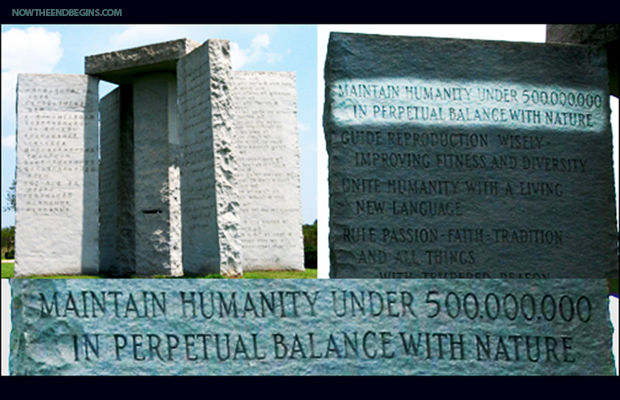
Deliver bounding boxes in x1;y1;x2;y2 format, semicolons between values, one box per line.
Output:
150;274;224;279
2;262;614;295
2;262;14;278
242;269;317;279
2;262;102;279
23;275;103;279
1;262;317;279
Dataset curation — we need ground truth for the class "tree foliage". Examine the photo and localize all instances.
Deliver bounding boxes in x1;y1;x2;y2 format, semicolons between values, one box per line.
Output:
2;226;15;258
303;220;317;269
4;179;16;212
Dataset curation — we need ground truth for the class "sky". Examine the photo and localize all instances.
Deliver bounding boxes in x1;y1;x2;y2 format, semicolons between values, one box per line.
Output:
1;24;318;227
2;24;619;376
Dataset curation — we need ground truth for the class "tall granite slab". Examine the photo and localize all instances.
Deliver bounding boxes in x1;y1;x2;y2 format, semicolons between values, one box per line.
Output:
133;72;182;276
10;279;615;375
324;33;618;279
99;86;135;276
177;40;242;277
233;71;304;271
14;74;99;276
88;40;201;276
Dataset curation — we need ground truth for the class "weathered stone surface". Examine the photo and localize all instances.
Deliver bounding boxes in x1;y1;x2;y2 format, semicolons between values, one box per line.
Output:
99;86;135;276
547;24;619;45
85;39;202;85
233;71;304;271
14;74;99;276
10;279;615;375
133;72;182;276
177;40;242;277
93;38;303;277
546;24;619;99
324;32;618;279
92;41;190;277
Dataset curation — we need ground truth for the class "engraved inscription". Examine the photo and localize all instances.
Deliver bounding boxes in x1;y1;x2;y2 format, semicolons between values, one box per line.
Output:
18;113;97;214
15;74;99;276
331;79;606;131
178;49;219;263
324;35;617;279
10;280;614;375
233;72;303;270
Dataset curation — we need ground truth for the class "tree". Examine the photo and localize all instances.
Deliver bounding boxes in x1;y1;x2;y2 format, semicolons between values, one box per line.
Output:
303;220;317;269
1;226;15;258
4;179;15;212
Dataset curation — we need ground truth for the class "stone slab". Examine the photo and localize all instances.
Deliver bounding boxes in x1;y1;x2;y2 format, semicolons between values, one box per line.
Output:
9;279;615;375
546;24;619;98
14;74;99;277
133;72;182;276
324;32;619;279
177;40;242;277
99;86;135;276
233;71;304;271
547;24;619;45
85;39;202;85
99;88;121;273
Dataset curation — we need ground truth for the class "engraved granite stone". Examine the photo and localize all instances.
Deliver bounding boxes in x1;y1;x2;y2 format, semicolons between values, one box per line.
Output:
9;279;615;375
14;74;99;277
177;40;242;277
324;32;619;279
14;38;304;277
99;86;135;276
546;24;619;97
90;40;199;277
232;71;304;271
85;39;202;85
133;72;183;276
90;39;303;276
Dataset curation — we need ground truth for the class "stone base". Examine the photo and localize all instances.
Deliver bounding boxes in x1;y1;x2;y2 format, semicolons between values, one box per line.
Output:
10;279;615;375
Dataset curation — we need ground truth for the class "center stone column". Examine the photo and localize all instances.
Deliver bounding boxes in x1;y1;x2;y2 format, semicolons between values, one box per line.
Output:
177;39;242;277
133;72;182;276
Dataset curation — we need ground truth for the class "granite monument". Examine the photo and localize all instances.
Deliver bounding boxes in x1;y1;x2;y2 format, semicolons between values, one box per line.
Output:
10;279;615;375
14;74;99;277
14;39;304;277
324;32;618;279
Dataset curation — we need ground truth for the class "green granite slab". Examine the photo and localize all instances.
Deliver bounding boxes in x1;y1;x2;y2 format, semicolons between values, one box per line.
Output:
10;279;615;375
324;32;618;279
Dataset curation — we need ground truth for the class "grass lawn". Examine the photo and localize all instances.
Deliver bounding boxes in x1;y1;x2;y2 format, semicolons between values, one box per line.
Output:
2;262;14;278
243;269;317;279
1;262;317;279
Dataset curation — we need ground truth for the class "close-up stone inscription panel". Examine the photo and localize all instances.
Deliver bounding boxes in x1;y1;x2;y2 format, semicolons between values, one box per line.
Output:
324;33;618;279
332;79;607;130
14;74;99;277
233;71;304;271
9;279;615;375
